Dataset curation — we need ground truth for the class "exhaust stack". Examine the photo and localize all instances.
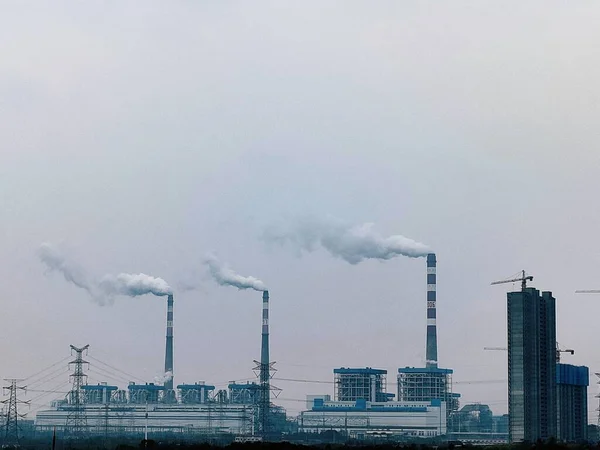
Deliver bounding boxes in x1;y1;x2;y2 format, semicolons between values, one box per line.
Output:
164;294;174;391
261;290;269;366
426;253;438;368
259;290;271;435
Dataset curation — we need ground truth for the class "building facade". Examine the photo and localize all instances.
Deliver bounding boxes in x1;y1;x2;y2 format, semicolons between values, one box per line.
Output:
507;288;556;442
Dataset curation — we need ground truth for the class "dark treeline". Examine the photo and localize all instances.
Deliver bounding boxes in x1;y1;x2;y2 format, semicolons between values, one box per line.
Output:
7;439;600;450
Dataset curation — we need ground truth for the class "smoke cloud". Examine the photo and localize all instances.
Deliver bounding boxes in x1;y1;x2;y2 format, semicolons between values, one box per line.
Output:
154;371;173;384
263;216;430;264
205;254;267;291
38;243;172;305
38;243;97;297
99;273;172;298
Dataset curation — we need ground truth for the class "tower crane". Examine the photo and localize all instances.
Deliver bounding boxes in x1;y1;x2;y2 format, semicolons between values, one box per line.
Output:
556;343;574;363
491;270;533;291
575;290;600;294
483;343;574;363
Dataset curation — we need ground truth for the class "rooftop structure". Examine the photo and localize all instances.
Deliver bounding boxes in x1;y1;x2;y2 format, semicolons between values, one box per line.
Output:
177;382;215;404
229;382;260;405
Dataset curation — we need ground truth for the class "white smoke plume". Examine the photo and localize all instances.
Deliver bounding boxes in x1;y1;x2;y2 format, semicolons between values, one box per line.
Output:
38;243;172;305
154;371;173;384
263;216;430;264
99;273;172;298
204;253;267;292
38;243;97;298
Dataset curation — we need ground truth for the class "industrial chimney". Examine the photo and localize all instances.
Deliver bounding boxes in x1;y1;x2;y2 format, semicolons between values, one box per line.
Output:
259;290;270;435
426;253;438;368
164;294;174;391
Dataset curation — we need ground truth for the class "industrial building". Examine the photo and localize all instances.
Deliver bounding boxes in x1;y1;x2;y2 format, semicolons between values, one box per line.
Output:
34;291;285;437
300;397;446;438
397;255;458;416
556;363;589;442
507;287;557;442
299;253;454;439
36;397;255;435
397;367;458;414
334;368;392;403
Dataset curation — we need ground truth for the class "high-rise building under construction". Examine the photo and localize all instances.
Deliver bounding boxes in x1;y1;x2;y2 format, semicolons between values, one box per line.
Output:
507;287;556;443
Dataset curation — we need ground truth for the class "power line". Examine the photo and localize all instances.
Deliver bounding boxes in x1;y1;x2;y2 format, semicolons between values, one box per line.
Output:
87;356;145;383
23;356;71;385
27;365;70;389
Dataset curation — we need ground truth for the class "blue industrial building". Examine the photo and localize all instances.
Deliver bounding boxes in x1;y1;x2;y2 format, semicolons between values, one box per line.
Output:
556;363;589;442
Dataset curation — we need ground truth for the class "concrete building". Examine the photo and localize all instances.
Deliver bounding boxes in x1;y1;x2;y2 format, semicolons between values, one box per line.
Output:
300;398;446;438
507;287;557;442
556;363;588;442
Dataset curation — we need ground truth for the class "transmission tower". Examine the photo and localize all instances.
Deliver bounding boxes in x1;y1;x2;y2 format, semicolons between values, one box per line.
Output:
2;379;28;447
65;344;89;436
252;360;280;437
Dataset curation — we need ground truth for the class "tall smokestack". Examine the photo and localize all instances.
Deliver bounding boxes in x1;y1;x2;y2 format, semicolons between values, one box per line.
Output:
261;290;269;366
259;290;270;435
426;253;438;368
164;294;174;391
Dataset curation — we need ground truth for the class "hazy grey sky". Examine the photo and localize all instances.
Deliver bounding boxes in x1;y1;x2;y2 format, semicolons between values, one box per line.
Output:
1;1;600;418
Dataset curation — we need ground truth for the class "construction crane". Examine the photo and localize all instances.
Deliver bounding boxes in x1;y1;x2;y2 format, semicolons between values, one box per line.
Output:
575;290;600;294
491;270;533;291
556;345;574;363
483;343;574;363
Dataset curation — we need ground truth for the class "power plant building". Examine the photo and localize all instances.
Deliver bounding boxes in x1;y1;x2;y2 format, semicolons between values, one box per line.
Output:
334;368;392;403
507;287;557;443
35;291;286;437
397;367;457;414
301;369;447;438
556;363;588;442
396;254;458;416
300;398;446;438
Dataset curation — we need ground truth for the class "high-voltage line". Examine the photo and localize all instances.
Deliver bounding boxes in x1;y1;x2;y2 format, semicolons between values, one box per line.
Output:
65;344;89;436
22;355;71;385
87;355;145;383
2;379;29;446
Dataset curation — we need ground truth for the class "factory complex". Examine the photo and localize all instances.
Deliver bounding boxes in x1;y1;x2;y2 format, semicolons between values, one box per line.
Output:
22;252;591;445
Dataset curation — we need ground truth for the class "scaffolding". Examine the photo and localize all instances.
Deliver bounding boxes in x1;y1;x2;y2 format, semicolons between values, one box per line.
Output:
397;367;456;414
334;368;388;403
